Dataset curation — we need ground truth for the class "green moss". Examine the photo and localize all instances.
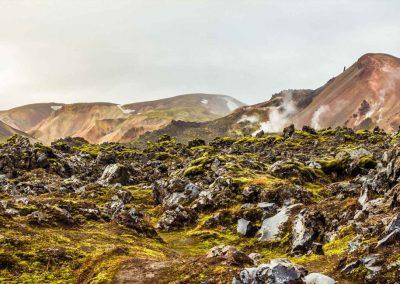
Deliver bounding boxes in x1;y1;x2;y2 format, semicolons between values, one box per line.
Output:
183;165;205;177
318;158;347;174
323;226;355;256
73;144;101;157
155;152;172;160
358;155;377;169
304;183;329;201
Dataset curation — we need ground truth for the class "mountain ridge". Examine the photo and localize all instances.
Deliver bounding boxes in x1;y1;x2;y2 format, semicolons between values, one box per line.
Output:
0;94;245;144
142;53;400;142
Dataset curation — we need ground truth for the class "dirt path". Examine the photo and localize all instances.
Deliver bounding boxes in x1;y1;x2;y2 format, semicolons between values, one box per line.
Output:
113;258;180;284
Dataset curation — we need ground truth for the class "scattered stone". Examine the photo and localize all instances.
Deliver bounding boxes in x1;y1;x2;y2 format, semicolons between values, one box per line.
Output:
291;209;325;254
376;229;400;248
259;205;300;241
156;205;197;231
304;273;335;284
237;218;257;237
207;245;253;266
283;124;295;139
98;163;130;185
248;253;262;265
233;258;307;284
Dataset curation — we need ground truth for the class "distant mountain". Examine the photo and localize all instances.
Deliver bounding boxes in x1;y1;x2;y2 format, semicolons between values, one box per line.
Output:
0;120;32;141
0;94;244;144
141;53;400;142
139;89;319;143
0;103;65;131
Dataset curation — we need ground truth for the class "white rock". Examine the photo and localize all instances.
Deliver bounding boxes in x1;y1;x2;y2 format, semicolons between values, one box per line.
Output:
304;273;336;284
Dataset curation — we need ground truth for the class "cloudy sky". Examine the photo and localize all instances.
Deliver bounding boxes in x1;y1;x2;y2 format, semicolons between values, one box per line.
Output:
0;0;399;109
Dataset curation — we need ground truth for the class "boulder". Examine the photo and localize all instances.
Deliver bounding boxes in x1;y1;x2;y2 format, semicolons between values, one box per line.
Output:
207;245;253;266
259;205;300;241
386;213;400;233
257;202;278;219
302;125;317;135
98;163;130;185
233;258;307;284
156;205;197;231
162;183;200;208
291;210;325;254
248;253;262;265
115;208;158;238
27;211;48;226
304;273;335;284
237;218;257;237
376;229;400;248
283;124;295;139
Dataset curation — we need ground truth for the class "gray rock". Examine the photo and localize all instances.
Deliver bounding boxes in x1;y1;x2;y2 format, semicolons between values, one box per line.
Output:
386;213;400;233
163;183;200;208
349;148;371;160
257;202;278;218
304;273;335;284
233;258;307;284
36;153;49;168
341;260;361;274
376;229;400;248
283;124;295;139
237;218;256;237
207;245;253;266
98;163;130;185
248;253;262;265
259;205;300;241
5;208;19;216
291;209;325;254
156;205;197;231
27;211;47;225
362;254;382;273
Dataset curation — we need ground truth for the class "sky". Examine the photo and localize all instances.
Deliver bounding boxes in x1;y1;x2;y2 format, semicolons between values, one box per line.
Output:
0;0;399;109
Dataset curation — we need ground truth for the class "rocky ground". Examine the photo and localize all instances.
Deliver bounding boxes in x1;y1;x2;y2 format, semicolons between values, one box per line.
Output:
0;126;400;283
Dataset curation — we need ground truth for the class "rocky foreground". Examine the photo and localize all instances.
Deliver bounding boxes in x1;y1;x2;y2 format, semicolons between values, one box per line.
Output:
0;126;400;283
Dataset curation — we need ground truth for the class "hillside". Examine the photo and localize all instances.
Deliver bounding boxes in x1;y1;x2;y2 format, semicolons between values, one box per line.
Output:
0;103;64;131
0;94;244;144
0;121;32;141
140;89;321;143
293;53;400;131
143;53;400;143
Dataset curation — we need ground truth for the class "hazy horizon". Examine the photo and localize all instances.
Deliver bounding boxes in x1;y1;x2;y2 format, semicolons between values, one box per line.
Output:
1;0;399;109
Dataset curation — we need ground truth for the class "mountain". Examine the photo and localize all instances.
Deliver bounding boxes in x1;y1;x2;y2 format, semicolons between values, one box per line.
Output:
140;89;322;143
1;94;244;144
293;53;400;131
0;120;32;141
143;53;400;142
0;103;65;131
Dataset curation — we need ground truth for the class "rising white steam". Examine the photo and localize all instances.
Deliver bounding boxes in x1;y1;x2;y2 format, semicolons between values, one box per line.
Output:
237;114;260;124
255;91;297;134
311;105;329;129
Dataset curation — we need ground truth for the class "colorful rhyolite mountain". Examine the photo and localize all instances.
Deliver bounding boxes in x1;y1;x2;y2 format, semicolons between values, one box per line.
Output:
0;94;244;144
144;53;400;142
1;53;399;144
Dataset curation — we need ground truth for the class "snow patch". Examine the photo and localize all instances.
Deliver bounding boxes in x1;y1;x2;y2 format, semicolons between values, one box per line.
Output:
51;105;63;111
237;114;259;124
311;105;330;130
201;99;208;105
117;105;136;114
